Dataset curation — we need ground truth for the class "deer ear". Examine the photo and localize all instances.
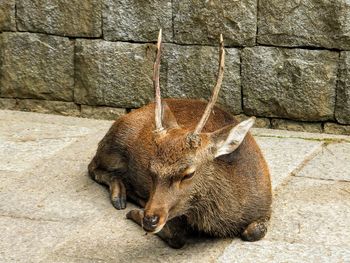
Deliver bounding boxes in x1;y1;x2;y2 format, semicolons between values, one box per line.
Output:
210;117;255;158
161;101;179;130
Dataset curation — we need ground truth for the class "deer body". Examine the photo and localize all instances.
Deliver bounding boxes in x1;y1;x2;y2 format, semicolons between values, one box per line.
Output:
89;99;271;247
88;31;272;248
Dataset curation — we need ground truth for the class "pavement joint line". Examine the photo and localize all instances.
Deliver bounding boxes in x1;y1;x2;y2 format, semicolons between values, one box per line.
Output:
255;134;350;143
8;135;94;142
273;141;325;192
0;213;64;223
293;175;350;183
52;254;107;262
0;131;97;182
289;142;325;177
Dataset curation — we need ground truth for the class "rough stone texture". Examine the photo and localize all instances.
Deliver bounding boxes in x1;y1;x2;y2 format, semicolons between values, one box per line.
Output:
242;47;338;121
336;51;350;124
0;98;17;110
103;0;172;42
234;114;271;128
0;33;74;101
258;0;350;50
16;0;102;37
17;99;80;116
160;44;241;114
271;119;322;133
0;0;16;31
297;142;350;181
324;122;350;135
81;105;126;120
74;40;155;108
173;0;257;46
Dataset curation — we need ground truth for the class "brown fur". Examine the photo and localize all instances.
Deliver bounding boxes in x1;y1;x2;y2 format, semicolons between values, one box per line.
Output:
89;98;272;248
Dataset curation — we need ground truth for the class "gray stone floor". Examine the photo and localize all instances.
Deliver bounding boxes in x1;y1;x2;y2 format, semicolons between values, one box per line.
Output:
0;110;349;263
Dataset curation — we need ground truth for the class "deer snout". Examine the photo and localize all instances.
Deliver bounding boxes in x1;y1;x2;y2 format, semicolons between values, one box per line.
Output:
142;211;167;233
142;214;160;231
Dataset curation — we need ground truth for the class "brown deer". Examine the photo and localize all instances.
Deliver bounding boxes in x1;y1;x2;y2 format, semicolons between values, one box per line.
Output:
88;29;272;248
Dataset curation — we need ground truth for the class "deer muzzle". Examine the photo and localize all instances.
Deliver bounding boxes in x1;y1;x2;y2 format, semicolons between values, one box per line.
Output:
142;212;168;233
142;214;160;232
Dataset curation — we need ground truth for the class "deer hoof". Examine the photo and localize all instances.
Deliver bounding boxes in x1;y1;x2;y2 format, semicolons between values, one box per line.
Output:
166;237;186;249
111;196;127;210
241;220;268;242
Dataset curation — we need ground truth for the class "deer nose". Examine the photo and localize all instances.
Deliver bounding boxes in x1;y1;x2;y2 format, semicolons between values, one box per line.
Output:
142;215;160;232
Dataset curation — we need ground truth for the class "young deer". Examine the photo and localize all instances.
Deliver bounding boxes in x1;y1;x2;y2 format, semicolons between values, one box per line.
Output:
88;30;272;248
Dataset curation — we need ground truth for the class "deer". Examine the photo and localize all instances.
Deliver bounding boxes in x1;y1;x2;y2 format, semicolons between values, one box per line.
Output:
88;29;272;249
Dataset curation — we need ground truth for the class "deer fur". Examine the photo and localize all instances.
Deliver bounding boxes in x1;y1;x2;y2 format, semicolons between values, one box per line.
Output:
88;31;272;248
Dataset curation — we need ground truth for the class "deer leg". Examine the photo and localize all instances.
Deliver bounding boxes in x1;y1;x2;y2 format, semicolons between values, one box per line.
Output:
110;177;127;210
89;168;127;210
156;216;188;249
240;217;269;242
126;210;188;249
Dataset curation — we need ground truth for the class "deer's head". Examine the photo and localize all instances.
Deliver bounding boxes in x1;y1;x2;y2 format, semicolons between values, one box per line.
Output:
141;30;255;233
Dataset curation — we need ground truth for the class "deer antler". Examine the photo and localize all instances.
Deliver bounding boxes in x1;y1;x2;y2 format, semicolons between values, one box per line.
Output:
154;29;163;132
193;34;225;135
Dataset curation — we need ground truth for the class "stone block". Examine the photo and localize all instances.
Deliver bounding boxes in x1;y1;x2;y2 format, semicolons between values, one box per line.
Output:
0;98;17;110
271;119;322;133
0;33;74;101
234;114;270;128
336;52;350;124
0;0;16;31
80;105;126;120
17;99;80;116
173;0;257;46
103;0;172;42
242;47;338;121
161;44;241;114
17;0;102;37
74;40;155;108
324;122;350;135
258;0;350;49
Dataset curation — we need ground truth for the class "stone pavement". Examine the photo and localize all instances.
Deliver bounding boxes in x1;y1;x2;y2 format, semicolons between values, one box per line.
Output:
0;110;349;263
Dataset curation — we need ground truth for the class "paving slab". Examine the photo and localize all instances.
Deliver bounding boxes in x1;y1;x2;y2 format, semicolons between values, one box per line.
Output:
0;110;112;128
45;209;231;263
255;137;323;189
218;240;350;263
0;131;111;221
0;216;77;263
219;177;350;262
296;142;350;181
1;110;350;262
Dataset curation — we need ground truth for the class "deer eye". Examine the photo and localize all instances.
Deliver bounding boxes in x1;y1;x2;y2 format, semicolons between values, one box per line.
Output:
182;171;195;181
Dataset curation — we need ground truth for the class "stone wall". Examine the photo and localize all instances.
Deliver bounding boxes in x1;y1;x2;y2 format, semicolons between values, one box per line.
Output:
0;0;350;135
